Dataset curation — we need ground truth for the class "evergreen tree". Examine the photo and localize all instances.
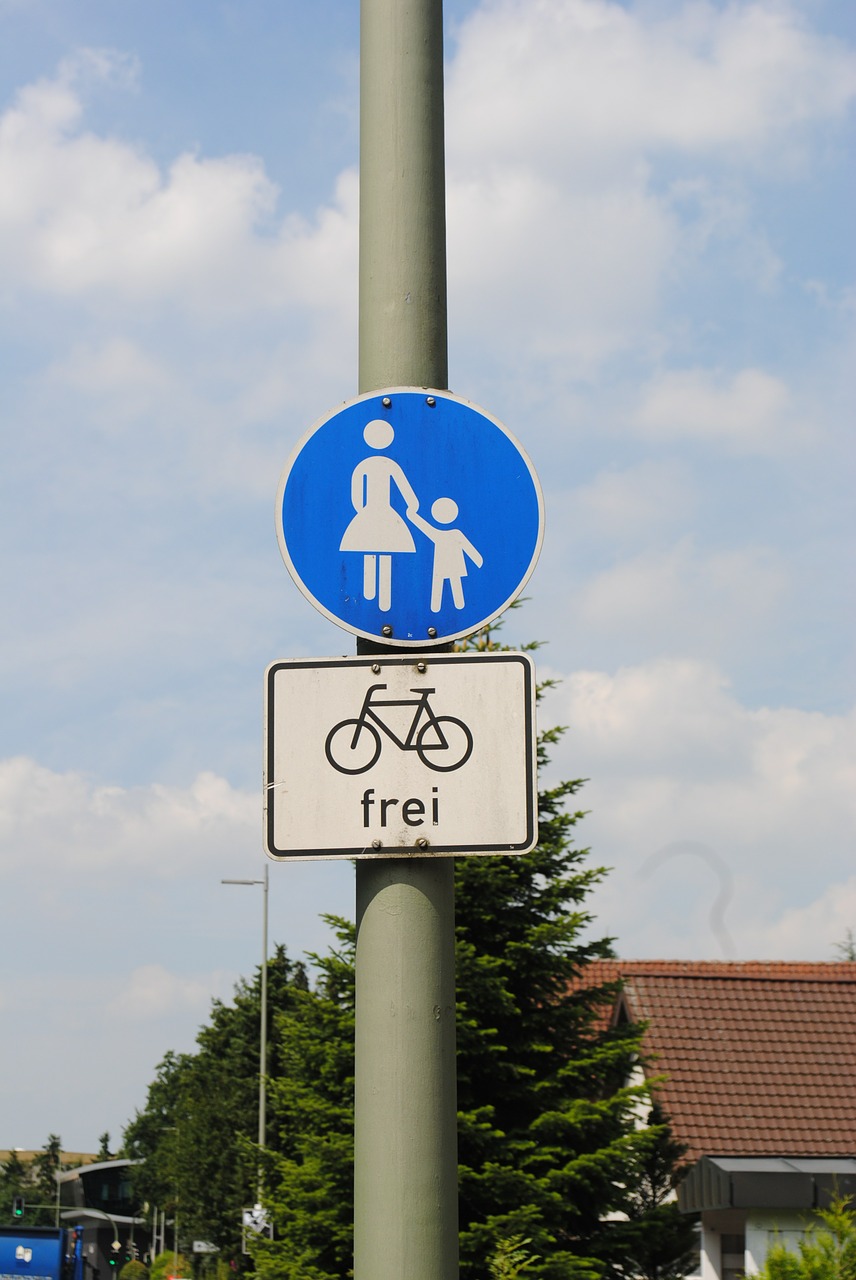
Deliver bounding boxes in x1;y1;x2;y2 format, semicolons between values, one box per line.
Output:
129;629;696;1280
124;946;308;1265
591;1102;698;1280
0;1149;30;1225
453;764;647;1278
29;1134;63;1225
253;923;355;1280
253;636;690;1279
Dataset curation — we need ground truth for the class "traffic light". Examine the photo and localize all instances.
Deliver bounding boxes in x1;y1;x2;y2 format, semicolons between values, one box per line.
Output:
108;1243;121;1269
12;1196;25;1218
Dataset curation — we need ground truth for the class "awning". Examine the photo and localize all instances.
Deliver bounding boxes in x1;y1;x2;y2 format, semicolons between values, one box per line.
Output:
678;1156;856;1213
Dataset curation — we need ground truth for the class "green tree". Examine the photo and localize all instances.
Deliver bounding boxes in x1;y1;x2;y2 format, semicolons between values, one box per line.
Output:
28;1134;63;1225
453;772;646;1277
489;1236;540;1278
253;635;689;1280
591;1102;698;1280
130;625;695;1280
149;1252;192;1280
119;1262;149;1280
755;1194;856;1280
124;946;309;1266
0;1149;30;1225
98;1133;115;1161
253;925;355;1280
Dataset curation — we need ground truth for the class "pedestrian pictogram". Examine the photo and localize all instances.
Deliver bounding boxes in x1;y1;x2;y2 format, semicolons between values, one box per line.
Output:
264;653;537;859
325;683;473;774
275;388;543;646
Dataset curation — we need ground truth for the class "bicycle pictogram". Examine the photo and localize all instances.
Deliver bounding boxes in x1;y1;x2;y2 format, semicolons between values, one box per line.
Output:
324;683;474;775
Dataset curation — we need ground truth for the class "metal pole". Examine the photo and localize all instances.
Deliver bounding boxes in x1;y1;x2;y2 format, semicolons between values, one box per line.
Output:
259;863;269;1164
221;872;269;1199
355;2;458;1278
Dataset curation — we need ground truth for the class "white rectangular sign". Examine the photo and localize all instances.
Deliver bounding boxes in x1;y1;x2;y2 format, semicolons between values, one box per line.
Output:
264;652;537;859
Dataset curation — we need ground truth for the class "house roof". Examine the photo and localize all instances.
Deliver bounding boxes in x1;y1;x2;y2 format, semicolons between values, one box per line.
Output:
585;960;856;1164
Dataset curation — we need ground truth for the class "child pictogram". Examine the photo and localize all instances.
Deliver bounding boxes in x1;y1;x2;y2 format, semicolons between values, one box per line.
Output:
406;498;483;612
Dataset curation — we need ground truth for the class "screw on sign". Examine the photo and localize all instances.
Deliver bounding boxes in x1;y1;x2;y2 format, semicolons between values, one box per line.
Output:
275;388;544;646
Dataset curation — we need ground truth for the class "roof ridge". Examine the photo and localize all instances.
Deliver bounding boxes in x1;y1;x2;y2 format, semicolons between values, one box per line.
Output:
591;960;856;981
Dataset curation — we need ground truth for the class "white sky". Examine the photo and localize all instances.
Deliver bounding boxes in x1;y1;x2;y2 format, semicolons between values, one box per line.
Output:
1;0;854;1153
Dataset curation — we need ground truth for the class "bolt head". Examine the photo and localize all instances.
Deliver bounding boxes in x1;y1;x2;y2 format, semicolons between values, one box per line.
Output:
427;627;437;638
426;396;436;406
372;839;382;849
417;662;426;673
372;663;381;674
382;396;392;407
382;624;393;637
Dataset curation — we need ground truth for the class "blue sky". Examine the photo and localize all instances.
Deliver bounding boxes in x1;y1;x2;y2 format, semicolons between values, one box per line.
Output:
1;0;853;1153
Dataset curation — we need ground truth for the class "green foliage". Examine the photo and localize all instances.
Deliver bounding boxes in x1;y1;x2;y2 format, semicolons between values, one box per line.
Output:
252;921;355;1280
0;1149;31;1226
591;1103;698;1280
834;930;856;961
124;946;309;1266
149;1253;192;1280
489;1236;540;1278
129;620;693;1280
756;1195;856;1280
119;1261;149;1280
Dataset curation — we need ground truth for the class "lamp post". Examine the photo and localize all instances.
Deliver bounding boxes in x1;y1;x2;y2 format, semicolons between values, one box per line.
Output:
221;864;269;1191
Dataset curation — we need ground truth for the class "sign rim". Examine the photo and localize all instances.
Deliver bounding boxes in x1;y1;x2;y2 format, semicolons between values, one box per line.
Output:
263;651;538;860
274;387;545;647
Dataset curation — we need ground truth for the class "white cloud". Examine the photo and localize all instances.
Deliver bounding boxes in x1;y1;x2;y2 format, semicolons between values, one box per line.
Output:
447;168;674;371
762;877;856;958
447;0;856;169
0;53;358;317
107;964;224;1019
633;366;813;452
0;757;256;878
443;0;856;374
574;539;788;654
540;659;856;959
565;459;696;542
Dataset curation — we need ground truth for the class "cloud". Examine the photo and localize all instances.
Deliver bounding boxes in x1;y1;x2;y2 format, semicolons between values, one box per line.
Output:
107;964;224;1019
574;539;788;657
442;0;856;375
0;52;358;317
564;459;697;542
447;0;856;168
540;659;856;959
633;366;813;453
0;757;256;879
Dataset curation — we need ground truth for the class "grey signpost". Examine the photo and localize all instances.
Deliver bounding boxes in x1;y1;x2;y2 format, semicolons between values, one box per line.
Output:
356;3;457;1276
268;2;544;1275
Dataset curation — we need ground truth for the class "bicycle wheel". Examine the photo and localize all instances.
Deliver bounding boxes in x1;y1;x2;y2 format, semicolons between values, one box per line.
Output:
325;719;382;774
416;716;473;772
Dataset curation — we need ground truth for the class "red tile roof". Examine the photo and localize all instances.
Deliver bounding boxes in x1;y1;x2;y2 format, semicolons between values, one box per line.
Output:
585;961;856;1163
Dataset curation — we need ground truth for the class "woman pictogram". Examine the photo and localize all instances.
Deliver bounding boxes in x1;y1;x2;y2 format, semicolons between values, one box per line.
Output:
339;419;420;612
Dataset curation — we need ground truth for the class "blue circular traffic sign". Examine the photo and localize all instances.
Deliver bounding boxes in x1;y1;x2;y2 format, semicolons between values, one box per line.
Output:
275;387;544;647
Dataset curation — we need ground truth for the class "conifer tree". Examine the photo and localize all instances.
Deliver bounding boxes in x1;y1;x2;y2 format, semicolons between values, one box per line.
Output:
128;634;695;1280
253;924;355;1280
254;637;690;1279
124;946;308;1264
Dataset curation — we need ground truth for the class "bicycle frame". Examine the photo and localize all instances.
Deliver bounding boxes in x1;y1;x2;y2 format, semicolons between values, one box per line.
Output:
352;683;447;751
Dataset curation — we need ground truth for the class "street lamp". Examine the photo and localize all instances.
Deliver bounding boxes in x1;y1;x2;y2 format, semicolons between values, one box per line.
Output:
221;864;269;1184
